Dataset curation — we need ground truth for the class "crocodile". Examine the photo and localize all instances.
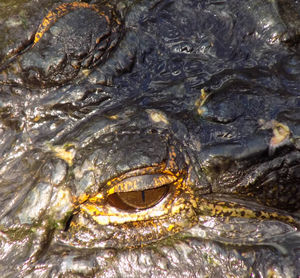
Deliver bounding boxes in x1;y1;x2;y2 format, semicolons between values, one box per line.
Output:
0;0;300;277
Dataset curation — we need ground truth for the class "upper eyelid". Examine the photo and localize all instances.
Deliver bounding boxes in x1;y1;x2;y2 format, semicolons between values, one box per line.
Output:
106;173;177;194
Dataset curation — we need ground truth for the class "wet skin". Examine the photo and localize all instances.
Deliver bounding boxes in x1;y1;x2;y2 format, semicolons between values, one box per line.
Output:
0;0;300;277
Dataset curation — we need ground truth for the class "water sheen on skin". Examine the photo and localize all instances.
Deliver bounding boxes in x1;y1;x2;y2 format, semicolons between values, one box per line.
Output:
0;0;300;277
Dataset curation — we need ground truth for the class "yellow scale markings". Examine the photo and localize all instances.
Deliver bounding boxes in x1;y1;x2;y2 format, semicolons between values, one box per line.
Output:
33;2;110;46
198;198;297;227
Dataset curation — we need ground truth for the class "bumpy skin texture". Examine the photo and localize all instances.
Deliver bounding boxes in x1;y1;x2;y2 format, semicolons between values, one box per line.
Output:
1;0;300;277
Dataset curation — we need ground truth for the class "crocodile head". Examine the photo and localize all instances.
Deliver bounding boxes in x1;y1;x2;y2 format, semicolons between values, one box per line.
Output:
0;0;300;277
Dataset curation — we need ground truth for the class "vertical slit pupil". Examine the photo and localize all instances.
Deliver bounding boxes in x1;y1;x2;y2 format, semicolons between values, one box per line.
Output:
107;185;169;210
141;191;145;202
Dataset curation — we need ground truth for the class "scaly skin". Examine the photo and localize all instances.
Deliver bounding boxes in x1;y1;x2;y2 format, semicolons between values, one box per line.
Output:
33;2;111;46
0;0;300;277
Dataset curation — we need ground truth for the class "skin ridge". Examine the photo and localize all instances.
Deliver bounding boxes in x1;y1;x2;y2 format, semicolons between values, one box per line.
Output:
33;2;111;46
198;198;300;229
0;0;300;276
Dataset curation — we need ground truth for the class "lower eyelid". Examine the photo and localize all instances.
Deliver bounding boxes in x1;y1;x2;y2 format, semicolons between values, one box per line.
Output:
80;195;171;225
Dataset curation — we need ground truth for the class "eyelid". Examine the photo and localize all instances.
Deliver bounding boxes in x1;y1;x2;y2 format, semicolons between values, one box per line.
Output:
77;174;192;228
76;163;188;225
106;173;177;195
81;182;178;225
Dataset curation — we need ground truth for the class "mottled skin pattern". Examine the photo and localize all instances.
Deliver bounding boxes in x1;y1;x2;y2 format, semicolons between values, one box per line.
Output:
0;0;300;277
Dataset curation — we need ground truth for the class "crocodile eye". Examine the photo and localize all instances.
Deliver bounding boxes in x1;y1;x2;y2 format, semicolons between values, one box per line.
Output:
77;163;196;231
107;185;169;210
70;162;198;247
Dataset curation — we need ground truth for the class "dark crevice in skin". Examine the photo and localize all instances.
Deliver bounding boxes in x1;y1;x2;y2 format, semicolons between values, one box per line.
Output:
64;214;74;232
0;34;35;72
53;95;112;114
